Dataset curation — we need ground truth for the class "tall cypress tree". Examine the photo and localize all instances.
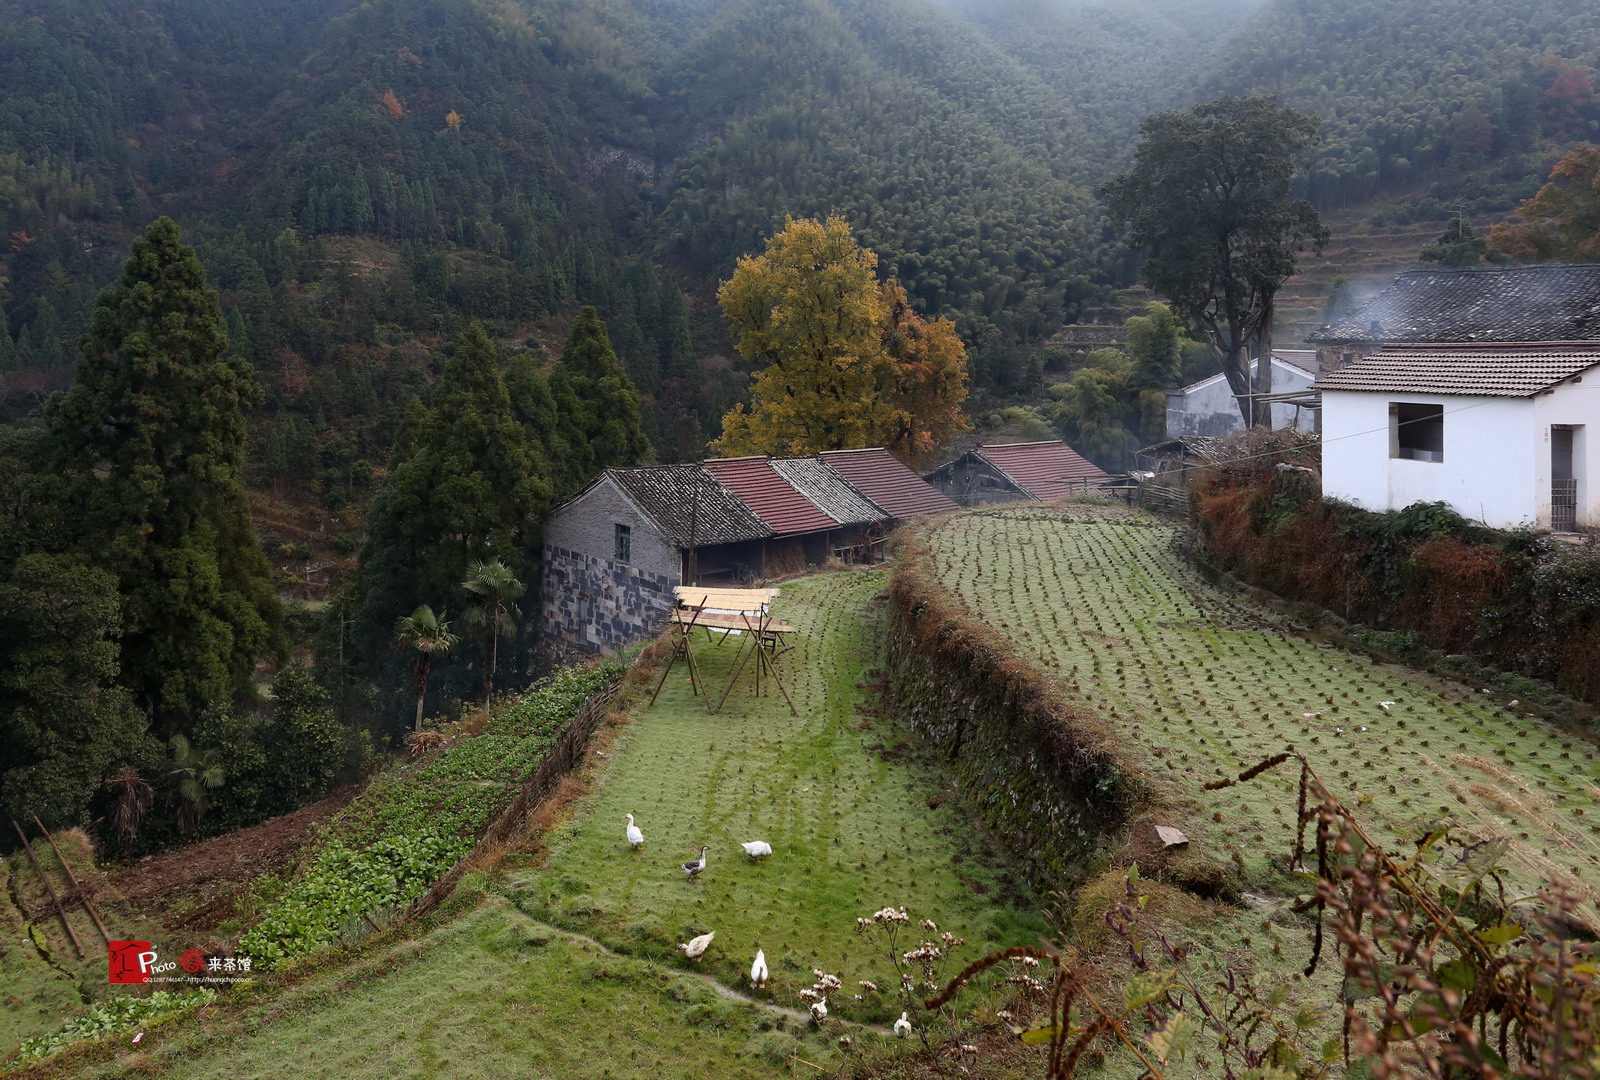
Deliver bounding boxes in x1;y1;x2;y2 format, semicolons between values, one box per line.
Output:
552;306;651;487
348;323;545;715
49;217;281;731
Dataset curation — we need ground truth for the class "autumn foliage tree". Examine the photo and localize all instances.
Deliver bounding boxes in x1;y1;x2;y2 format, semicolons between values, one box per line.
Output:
1489;143;1600;262
714;217;968;466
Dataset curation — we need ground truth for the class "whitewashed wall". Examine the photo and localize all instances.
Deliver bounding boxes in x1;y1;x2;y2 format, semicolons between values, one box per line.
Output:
1320;391;1538;528
1533;384;1600;529
1165;358;1317;439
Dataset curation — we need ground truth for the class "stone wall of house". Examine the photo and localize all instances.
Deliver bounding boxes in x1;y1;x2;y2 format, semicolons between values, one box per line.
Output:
540;477;681;654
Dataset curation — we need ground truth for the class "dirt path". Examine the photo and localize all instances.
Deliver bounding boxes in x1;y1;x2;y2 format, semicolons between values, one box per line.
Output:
109;785;361;931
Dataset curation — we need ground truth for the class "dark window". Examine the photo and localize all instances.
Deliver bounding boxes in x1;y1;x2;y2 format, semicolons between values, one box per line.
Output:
614;523;631;563
1390;402;1444;462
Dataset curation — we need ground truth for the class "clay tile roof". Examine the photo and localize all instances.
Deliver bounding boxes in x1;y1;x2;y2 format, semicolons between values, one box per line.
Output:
767;457;888;526
818;447;959;519
977;440;1110;502
1311;265;1600;344
608;464;772;546
1311;342;1600;397
702;456;840;536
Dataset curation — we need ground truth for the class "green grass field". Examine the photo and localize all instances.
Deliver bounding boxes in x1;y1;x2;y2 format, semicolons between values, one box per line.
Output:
28;568;1047;1080
507;570;1046;1026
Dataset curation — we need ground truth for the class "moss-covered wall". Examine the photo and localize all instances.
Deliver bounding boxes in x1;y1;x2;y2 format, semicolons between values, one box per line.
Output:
882;531;1150;893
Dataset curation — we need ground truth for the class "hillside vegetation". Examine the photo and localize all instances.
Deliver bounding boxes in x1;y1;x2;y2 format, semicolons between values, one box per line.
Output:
1212;0;1600;211
16;570;1052;1078
4;0;1596;492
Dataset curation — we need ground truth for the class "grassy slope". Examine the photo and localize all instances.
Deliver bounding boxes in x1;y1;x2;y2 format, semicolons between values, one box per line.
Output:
4;831;177;1059
925;504;1600;1072
33;569;1045;1080
506;570;1044;1021
0;877;84;1059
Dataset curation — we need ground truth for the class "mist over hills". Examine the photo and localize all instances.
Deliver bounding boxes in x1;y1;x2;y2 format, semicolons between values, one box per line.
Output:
1;0;1596;478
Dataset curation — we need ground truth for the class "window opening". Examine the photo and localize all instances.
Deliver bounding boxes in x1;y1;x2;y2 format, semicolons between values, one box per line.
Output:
1390;402;1444;462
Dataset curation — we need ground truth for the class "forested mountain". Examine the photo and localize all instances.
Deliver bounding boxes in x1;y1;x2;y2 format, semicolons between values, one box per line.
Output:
3;0;1599;488
938;0;1262;168
1210;0;1600;211
0;0;1153;459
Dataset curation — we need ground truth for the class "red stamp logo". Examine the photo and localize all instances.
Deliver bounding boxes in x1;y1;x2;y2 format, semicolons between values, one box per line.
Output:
179;947;207;974
108;940;155;984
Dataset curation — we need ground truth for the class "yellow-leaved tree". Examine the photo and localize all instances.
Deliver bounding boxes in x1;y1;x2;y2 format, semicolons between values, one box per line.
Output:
713;216;968;466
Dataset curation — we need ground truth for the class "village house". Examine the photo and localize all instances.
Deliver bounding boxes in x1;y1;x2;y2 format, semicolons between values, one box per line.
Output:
1313;342;1600;532
540;463;773;654
541;449;955;653
1165;351;1321;438
924;439;1109;505
816;447;959;519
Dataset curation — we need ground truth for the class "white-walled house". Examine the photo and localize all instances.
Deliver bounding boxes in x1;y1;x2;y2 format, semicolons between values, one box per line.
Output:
1165;353;1320;438
1313;343;1600;532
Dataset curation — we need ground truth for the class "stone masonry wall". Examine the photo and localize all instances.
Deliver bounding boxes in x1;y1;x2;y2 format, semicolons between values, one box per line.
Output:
541;477;681;654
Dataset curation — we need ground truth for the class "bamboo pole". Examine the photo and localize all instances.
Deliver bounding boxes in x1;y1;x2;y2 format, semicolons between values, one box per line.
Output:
10;819;84;959
34;814;112;946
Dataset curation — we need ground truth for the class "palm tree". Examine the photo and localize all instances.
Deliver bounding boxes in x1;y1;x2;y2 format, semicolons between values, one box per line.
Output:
167;735;225;836
460;559;524;708
104;767;154;854
394;604;458;732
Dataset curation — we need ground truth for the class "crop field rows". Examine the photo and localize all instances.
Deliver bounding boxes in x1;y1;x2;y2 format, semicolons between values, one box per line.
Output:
928;507;1600;915
509;569;1045;1030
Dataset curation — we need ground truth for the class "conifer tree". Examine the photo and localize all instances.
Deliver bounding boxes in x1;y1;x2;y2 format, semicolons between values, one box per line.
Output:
348;324;544;712
0;553;155;828
48;217;281;730
551;306;652;485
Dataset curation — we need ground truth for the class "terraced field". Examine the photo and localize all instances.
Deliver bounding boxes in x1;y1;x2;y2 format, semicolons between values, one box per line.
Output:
35;570;1047;1080
926;505;1600;919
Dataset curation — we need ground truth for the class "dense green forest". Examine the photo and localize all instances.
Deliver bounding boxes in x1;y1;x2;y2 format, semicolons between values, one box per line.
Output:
3;0;1600;845
1211;0;1600;212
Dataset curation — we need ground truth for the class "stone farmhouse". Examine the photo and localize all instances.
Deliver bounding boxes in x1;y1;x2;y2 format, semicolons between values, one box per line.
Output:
540;449;956;653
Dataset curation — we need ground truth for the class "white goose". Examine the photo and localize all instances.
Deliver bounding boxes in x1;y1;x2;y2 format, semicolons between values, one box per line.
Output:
678;931;715;961
894;1011;912;1037
750;949;768;989
740;840;773;860
625;813;644;849
683;845;710;880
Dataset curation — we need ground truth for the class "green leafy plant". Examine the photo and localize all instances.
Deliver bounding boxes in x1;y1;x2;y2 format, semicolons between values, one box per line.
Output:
11;989;216;1063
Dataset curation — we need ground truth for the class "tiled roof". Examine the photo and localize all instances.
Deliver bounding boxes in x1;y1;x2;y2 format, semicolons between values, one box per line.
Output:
1275;350;1320;375
1311;343;1600;397
703;456;840;536
819;448;959;519
608;464;772;546
767;458;887;526
1311;265;1600;344
977;440;1110;501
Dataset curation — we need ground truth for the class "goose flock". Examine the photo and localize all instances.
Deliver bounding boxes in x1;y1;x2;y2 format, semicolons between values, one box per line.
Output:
627;814;797;1013
624;813;919;1039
